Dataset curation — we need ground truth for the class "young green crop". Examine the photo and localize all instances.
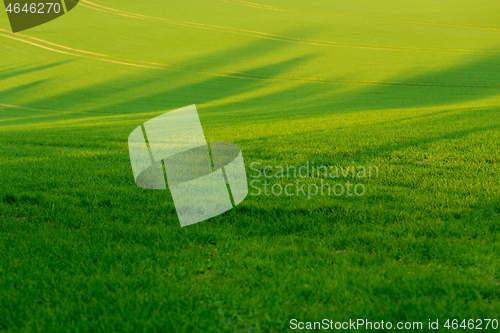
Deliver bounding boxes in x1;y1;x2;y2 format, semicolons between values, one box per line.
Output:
1;0;500;331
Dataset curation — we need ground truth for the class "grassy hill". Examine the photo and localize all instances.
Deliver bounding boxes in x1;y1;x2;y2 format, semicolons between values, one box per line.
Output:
1;0;500;331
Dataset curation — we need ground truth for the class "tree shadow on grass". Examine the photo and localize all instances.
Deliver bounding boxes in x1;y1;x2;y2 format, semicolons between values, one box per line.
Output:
1;35;499;125
0;34;319;124
209;52;500;124
0;61;73;82
324;52;500;112
0;38;499;232
1;40;499;176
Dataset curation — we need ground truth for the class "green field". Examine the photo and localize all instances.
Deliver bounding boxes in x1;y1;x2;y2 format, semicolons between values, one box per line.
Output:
1;0;500;331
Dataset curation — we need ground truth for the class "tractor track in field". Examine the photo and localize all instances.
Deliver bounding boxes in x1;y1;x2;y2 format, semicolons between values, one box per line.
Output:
79;0;499;55
219;0;500;32
0;104;162;119
0;103;79;113
219;0;302;13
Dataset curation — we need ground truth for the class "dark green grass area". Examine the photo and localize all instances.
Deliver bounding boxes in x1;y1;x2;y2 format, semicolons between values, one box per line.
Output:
1;0;500;331
1;97;499;331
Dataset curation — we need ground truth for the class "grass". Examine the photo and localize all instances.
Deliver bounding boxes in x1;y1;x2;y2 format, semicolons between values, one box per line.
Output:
1;0;500;331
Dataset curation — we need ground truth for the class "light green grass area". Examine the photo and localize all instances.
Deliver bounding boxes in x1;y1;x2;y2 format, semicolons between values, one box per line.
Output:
1;0;500;331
